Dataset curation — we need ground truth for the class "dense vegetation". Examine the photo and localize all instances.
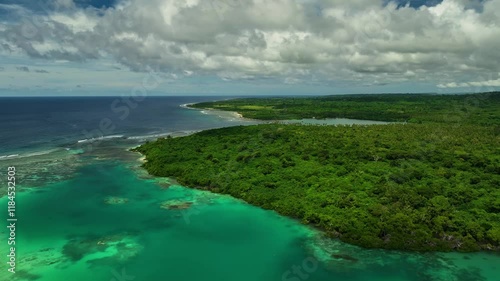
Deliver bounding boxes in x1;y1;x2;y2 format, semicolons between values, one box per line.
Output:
135;93;500;252
190;93;500;125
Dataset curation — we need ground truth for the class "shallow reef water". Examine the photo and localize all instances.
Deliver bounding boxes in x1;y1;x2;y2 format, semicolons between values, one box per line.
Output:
0;152;498;281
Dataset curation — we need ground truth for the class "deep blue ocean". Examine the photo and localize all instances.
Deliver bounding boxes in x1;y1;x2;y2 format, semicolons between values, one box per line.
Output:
0;96;247;155
0;96;498;281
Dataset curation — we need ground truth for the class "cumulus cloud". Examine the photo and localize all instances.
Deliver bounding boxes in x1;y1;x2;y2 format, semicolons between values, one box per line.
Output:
0;0;499;88
16;66;30;72
52;0;76;10
438;76;500;88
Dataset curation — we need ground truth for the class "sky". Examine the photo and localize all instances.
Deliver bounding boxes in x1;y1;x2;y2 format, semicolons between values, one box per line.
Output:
0;0;499;96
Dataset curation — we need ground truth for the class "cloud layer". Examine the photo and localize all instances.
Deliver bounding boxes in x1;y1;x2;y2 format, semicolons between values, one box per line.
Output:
1;0;499;89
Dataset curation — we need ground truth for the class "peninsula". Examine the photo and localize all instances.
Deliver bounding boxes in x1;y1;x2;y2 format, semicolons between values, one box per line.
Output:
134;93;500;252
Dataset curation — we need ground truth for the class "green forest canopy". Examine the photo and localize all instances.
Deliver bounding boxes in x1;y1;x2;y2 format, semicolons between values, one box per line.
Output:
135;92;500;252
190;92;500;125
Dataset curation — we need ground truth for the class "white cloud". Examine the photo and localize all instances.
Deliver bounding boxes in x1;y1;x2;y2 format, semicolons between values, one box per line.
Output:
438;75;500;88
49;11;98;32
0;0;499;89
52;0;76;9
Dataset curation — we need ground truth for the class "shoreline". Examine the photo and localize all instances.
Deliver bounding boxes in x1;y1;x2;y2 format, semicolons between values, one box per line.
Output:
134;145;500;254
181;103;256;122
182;102;401;125
133;123;500;254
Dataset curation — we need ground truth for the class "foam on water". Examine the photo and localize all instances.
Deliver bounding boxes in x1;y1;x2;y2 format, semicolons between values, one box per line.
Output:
1;97;498;281
77;135;126;143
0;158;498;281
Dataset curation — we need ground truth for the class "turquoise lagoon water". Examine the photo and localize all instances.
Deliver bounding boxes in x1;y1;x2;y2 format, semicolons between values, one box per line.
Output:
0;157;498;281
279;118;392;125
0;97;498;281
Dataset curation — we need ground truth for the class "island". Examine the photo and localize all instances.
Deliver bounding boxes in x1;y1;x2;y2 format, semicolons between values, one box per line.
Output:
133;92;500;252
